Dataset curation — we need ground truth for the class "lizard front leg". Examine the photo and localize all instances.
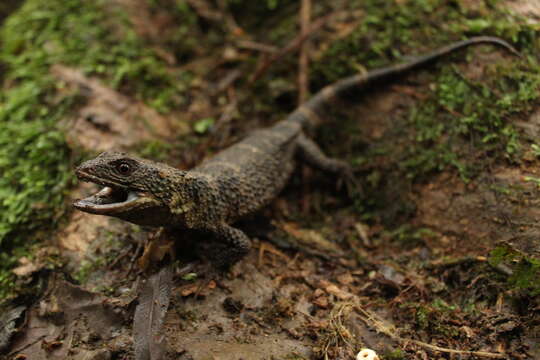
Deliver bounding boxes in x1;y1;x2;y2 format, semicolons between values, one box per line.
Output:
204;223;251;269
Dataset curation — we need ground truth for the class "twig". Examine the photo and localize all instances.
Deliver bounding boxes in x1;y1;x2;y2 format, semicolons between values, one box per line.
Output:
216;0;244;36
213;86;239;146
298;0;311;104
185;0;222;21
258;242;290;267
441;104;464;117
211;68;242;95
354;305;507;359
321;303;358;360
9;336;47;357
390;84;428;100
107;244;133;270
236;40;279;53
299;0;312;213
127;237;145;276
301;166;313;214
405;340;506;359
186;0;243;35
250;13;336;83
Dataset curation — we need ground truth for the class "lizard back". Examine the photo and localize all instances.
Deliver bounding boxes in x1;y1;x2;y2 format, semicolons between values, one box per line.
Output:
193;121;302;222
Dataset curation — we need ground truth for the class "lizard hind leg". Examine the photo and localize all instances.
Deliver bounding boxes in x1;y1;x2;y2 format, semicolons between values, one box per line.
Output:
206;223;251;270
296;133;359;195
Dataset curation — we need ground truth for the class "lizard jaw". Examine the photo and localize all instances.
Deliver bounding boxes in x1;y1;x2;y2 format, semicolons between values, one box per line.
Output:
73;169;163;218
73;186;145;215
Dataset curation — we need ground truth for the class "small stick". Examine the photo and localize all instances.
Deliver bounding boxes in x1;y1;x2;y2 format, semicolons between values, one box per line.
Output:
216;0;244;36
298;0;312;213
236;40;279;53
298;0;311;104
354;305;507;359
250;13;336;83
185;0;221;21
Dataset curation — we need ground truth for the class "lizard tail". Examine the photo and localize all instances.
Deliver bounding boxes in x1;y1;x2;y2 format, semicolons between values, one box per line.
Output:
287;36;519;128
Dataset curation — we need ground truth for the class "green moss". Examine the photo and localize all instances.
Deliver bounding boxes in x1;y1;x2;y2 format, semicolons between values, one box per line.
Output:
73;255;111;285
0;1;22;23
73;260;97;285
144;0;201;62
313;0;442;82
226;0;298;41
383;349;406;360
404;59;540;181
313;0;540;84
2;0;191;113
310;0;540;220
0;78;76;299
403;299;463;339
0;0;193;299
134;140;173;162
490;244;540;296
386;225;436;248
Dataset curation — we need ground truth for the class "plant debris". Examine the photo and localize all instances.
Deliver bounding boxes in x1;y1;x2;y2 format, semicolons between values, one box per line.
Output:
133;265;174;360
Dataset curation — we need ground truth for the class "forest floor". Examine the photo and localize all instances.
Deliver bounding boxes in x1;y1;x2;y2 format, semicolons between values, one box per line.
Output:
1;0;540;359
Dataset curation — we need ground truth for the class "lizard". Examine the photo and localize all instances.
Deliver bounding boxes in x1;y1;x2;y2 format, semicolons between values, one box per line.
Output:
74;36;518;269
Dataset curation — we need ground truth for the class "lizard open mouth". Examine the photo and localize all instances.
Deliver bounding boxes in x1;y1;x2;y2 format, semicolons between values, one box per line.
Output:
73;186;143;215
73;172;146;215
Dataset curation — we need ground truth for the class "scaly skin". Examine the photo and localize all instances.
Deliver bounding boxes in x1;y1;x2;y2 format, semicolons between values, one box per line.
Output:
74;36;518;268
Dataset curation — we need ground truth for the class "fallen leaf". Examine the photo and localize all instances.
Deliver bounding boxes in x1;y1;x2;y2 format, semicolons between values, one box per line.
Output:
179;284;199;297
12;257;41;277
278;222;343;257
318;280;354;300
0;306;26;353
336;273;354;286
461;325;475;338
312;296;329;309
133;266;174;360
378;265;406;287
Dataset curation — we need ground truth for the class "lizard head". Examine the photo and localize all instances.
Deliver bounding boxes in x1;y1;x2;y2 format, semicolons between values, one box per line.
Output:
73;151;177;225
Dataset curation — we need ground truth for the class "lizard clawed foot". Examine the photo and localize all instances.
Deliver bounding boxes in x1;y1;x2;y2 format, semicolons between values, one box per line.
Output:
335;162;362;197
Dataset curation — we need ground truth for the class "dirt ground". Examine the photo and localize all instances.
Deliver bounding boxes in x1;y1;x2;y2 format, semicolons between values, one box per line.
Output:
2;1;540;359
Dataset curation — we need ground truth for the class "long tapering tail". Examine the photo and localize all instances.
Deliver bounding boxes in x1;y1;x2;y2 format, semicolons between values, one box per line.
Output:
286;36;519;128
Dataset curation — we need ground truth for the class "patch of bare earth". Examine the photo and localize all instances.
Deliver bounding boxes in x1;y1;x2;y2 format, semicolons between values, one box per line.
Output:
504;0;540;22
53;65;188;152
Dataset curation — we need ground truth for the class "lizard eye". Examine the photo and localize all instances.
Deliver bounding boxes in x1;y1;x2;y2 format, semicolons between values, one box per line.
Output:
116;162;131;175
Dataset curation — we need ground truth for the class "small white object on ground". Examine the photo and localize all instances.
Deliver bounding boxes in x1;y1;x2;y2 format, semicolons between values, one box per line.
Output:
356;348;380;360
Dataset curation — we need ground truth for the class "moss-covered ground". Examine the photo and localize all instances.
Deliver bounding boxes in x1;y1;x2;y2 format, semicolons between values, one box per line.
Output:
0;0;197;299
309;0;540;297
1;0;540;357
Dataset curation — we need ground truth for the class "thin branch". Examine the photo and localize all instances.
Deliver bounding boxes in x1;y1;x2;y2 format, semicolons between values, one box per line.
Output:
185;0;222;21
298;0;313;213
236;40;279;54
250;13;337;83
354;305;507;359
298;0;311;104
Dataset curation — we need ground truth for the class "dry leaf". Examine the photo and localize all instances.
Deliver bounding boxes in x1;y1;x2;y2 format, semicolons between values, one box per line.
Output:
133;266;174;360
12;257;41;277
0;306;26;353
